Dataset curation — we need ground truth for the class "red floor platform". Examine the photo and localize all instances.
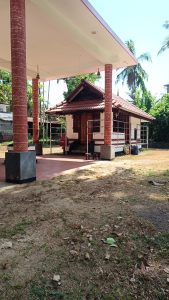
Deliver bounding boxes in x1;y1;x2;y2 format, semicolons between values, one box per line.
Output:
0;155;94;182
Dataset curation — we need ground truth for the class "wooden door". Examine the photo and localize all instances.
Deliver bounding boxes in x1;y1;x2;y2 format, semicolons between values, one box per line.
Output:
80;112;93;144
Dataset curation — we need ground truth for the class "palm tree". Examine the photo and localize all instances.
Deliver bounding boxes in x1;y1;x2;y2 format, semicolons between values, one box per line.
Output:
116;40;151;99
158;21;169;54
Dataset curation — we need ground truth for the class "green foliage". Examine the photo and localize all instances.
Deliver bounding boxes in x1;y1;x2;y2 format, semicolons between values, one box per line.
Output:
116;40;151;97
158;20;169;54
27;82;33;116
63;73;98;99
131;88;155;113
150;93;169;142
0;70;12;106
0;70;45;115
55;116;66;131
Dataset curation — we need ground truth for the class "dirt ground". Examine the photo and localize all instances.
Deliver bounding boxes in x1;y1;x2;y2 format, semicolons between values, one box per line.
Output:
0;149;169;300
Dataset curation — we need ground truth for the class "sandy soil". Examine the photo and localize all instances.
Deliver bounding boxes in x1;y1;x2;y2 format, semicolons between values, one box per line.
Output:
0;149;169;300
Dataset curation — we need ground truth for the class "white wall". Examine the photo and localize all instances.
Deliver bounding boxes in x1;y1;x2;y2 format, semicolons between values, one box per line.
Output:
66;115;78;139
130;116;141;140
0;104;7;112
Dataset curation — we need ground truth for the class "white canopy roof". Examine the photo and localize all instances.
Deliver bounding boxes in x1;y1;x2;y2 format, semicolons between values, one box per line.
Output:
0;0;137;81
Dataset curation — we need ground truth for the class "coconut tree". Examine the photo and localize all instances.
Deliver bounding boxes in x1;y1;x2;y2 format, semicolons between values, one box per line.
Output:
116;40;151;99
158;21;169;54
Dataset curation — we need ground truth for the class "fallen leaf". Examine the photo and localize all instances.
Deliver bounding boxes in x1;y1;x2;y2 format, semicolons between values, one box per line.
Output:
105;253;110;260
130;277;136;283
53;274;60;282
140;262;146;273
70;250;78;256
104;237;117;247
85;252;90;260
164;268;169;274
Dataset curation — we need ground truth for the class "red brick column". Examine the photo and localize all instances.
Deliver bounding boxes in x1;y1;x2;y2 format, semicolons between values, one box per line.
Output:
32;77;39;143
104;64;112;145
10;0;28;152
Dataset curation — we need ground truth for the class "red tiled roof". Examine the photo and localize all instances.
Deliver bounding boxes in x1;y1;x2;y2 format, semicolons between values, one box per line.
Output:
47;80;155;121
48;99;104;113
112;94;155;120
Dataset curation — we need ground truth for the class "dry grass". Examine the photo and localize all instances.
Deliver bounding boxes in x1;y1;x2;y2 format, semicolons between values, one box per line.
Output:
0;149;169;300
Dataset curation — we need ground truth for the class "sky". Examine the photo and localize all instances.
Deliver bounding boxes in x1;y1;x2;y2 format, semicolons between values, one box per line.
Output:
47;0;169;107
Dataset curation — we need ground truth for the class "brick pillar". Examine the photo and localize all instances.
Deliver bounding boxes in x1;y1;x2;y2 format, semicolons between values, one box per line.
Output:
104;64;112;145
10;0;28;152
32;77;39;143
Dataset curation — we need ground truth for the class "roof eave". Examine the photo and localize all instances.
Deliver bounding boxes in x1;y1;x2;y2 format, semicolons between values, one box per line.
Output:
82;0;137;66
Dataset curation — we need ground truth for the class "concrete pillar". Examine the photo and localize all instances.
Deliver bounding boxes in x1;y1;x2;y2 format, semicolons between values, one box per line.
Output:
5;0;36;183
10;0;28;152
32;77;39;144
100;64;115;160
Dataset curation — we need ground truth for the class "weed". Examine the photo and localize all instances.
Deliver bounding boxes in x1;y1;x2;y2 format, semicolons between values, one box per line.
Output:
0;273;12;282
11;284;23;290
104;289;135;300
53;229;61;238
147;170;156;176
162;169;169;177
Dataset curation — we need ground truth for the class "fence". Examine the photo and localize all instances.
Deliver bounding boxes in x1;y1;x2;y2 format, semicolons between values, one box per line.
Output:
49;118;66;154
86;118;149;153
140;124;149;148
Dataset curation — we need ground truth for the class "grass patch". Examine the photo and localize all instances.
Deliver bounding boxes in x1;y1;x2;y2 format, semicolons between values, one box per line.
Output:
29;282;81;300
132;232;169;257
0;220;33;238
0;273;12;282
162;169;169;177
104;288;135;300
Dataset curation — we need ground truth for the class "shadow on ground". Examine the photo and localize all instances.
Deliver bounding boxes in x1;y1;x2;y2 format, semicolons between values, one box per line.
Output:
0;159;169;300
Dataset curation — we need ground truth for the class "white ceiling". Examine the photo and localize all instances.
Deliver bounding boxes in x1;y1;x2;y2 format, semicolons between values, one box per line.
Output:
0;0;137;81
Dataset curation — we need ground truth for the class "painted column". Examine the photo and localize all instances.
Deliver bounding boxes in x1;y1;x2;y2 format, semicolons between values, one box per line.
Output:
10;0;28;152
104;64;112;145
32;76;39;144
6;0;36;183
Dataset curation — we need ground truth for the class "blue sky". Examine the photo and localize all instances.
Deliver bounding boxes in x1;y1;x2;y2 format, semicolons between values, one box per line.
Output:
90;0;169;97
48;0;169;106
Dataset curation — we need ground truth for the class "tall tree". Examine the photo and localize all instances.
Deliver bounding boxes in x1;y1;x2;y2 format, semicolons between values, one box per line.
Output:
149;93;169;143
158;21;169;54
133;89;155;113
63;73;98;99
116;40;151;99
0;69;45;115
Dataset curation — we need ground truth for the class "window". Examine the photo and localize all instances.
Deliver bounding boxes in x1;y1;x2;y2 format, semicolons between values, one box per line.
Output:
92;111;100;132
134;128;137;140
113;112;128;133
113;120;125;133
73;114;80;133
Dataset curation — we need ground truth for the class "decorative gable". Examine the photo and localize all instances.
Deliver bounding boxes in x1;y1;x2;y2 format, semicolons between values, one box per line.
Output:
66;79;104;103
